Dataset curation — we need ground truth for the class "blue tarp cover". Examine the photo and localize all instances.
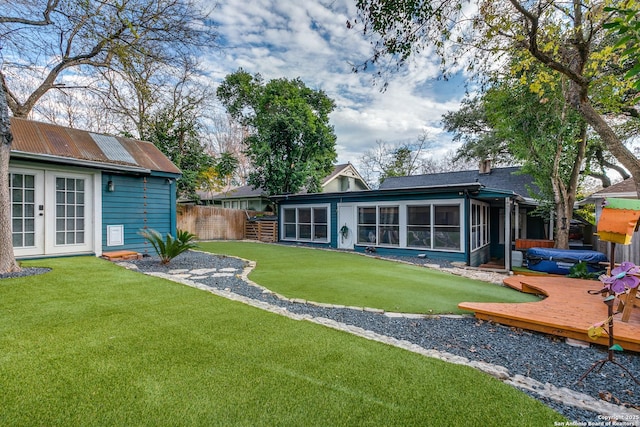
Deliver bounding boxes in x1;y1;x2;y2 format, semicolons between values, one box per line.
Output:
525;248;608;275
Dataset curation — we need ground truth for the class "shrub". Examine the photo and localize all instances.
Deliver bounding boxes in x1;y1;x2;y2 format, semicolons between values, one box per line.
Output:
139;229;198;264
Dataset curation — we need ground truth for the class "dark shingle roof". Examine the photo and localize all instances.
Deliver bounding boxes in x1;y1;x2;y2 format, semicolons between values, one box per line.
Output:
378;167;537;199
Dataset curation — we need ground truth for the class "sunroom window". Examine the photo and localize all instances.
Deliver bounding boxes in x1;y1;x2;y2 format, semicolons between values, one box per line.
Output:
357;206;399;246
433;205;460;250
282;205;329;242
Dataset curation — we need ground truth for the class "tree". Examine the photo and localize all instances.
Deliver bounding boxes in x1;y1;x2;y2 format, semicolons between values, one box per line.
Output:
1;0;215;118
206;111;250;185
0;83;20;273
141;105;214;200
350;0;640;195
0;1;215;272
444;52;590;249
604;2;640;90
217;69;337;196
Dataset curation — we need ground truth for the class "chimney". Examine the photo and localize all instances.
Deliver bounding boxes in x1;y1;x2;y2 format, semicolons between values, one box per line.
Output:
479;159;491;174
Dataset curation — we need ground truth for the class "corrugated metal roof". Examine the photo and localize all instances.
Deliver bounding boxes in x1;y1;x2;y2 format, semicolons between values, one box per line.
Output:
9;117;181;175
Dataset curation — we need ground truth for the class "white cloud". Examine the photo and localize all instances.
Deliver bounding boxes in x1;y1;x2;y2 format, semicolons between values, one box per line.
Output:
204;0;467;164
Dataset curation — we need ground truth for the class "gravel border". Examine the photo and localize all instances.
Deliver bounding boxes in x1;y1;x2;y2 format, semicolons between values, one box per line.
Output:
122;250;640;424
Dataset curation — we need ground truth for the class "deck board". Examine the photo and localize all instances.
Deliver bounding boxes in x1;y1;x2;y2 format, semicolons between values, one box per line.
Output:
458;276;640;352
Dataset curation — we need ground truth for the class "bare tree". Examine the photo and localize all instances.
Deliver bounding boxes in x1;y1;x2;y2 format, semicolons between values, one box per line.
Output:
0;81;19;272
0;0;216;273
205;111;252;186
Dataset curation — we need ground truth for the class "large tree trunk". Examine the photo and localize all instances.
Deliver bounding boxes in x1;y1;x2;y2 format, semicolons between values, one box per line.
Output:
0;81;20;273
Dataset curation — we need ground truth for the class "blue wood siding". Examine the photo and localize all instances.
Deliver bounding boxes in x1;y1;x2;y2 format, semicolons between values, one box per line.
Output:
102;173;177;255
278;190;470;263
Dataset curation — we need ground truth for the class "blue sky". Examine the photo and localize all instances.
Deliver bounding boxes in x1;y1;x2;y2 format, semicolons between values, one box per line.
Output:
202;0;469;164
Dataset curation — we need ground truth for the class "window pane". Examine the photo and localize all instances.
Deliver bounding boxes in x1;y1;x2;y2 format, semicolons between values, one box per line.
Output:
56;178;65;190
314;225;327;240
379;226;399;245
434;205;460;226
284;224;296;238
25;233;35;246
379;206;399;225
358;226;376;244
313;207;327;224
408;206;430;225
298;224;311;239
12;174;23;187
407;227;430;247
298;208;311;223
434;228;460;250
284;208;296;223
358;207;376;224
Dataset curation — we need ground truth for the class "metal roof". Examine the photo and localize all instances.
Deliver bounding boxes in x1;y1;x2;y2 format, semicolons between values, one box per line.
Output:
9;117;181;175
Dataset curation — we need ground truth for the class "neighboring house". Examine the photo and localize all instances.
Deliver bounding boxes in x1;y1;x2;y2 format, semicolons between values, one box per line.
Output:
272;164;549;268
9;117;181;258
196;163;369;210
581;178;640;264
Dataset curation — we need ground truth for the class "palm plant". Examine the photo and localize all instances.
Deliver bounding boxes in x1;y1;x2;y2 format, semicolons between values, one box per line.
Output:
139;229;198;264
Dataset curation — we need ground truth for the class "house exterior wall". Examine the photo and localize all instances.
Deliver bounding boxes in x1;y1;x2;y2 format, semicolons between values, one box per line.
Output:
102;172;177;256
277;191;472;265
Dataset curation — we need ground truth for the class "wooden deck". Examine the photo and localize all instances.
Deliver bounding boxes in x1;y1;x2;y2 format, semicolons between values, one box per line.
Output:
458;276;640;352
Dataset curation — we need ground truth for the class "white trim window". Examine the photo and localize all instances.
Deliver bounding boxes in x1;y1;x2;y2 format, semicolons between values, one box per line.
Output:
282;205;329;242
432;205;461;250
406;203;462;251
357;205;400;246
471;201;490;251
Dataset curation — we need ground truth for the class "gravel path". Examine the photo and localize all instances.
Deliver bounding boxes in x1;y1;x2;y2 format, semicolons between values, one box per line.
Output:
124;250;640;424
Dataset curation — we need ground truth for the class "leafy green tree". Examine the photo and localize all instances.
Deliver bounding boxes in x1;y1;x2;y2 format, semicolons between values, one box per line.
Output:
217;69;337;195
445;58;588;248
351;0;640;195
141;106;213;200
604;2;640;90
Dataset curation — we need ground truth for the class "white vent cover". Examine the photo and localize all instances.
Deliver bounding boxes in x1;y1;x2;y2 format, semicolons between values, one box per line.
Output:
107;225;124;246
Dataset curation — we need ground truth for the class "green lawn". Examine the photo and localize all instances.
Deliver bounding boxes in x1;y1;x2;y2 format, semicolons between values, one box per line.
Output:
0;256;564;426
197;241;540;314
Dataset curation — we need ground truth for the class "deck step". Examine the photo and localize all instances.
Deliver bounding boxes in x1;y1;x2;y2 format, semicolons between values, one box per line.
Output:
102;250;142;261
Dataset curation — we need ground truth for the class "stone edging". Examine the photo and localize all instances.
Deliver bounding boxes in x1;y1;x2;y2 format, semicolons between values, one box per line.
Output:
117;258;640;424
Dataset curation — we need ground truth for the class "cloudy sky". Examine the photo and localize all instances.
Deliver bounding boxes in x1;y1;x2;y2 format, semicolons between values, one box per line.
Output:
202;0;469;164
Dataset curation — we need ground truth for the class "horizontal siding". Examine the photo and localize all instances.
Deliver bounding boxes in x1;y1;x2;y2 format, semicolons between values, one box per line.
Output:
102;173;175;255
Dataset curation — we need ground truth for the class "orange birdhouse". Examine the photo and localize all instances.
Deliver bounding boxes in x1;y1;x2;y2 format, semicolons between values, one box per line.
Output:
597;198;640;244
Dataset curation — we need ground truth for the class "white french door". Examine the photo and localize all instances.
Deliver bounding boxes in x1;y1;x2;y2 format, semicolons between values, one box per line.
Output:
10;169;44;257
10;167;94;257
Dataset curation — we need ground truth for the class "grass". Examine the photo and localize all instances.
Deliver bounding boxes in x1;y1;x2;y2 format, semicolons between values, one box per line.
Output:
0;256;564;426
197;241;540;314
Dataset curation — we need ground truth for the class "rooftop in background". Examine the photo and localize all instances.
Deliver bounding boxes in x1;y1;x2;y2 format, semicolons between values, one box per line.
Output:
196;163;369;203
9;117;181;175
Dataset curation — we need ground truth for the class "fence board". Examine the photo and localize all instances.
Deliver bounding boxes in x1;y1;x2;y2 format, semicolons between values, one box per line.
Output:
177;205;277;242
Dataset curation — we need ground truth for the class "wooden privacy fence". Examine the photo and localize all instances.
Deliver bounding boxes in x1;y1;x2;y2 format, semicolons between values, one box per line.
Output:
177;205;277;242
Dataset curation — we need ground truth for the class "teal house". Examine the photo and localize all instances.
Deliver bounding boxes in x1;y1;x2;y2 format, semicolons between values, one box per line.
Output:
9;118;181;258
272;163;548;268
